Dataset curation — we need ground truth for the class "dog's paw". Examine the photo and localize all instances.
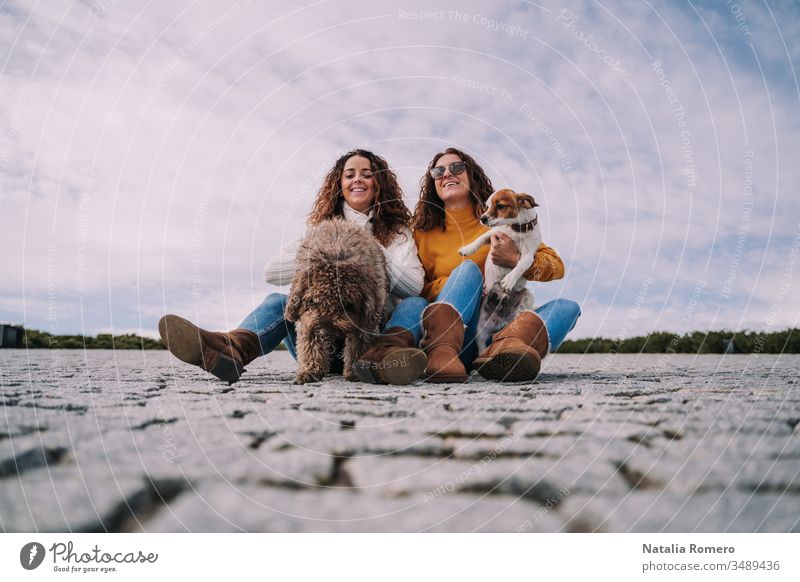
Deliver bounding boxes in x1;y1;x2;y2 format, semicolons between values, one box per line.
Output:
500;274;518;292
459;245;475;256
344;368;358;382
293;372;320;385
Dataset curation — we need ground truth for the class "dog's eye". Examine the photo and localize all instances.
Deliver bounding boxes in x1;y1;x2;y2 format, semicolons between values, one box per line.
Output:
495;204;506;209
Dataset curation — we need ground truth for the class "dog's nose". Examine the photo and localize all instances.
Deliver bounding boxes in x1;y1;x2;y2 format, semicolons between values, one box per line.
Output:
480;215;489;225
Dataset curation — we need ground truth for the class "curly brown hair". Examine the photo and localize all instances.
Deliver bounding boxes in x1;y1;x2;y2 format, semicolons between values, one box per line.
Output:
412;147;495;231
307;149;411;247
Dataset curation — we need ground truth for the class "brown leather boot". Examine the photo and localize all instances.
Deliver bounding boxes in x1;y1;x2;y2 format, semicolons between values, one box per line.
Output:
420;303;468;383
473;311;549;382
158;314;262;385
352;327;427;385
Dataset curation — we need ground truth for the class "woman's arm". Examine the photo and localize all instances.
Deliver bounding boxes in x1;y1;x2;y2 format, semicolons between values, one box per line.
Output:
523;242;564;281
263;237;300;286
489;233;565;282
383;228;425;297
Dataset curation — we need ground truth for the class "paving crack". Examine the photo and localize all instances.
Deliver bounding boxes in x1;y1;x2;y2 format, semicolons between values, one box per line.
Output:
0;446;69;478
81;477;189;532
614;461;662;490
245;431;276;450
130;418;178;431
320;454;354;488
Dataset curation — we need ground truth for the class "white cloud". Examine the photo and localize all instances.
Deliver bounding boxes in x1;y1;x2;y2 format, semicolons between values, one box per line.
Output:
2;0;798;340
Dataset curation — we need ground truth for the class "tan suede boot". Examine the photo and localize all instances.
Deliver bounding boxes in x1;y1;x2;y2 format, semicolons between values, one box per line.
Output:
352;327;427;385
473;311;549;382
158;314;262;385
420;303;468;383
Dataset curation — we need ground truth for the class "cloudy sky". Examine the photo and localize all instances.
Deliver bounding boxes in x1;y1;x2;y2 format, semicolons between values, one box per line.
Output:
1;0;798;341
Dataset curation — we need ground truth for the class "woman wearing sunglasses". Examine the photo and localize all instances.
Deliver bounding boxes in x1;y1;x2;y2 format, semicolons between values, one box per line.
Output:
354;147;580;384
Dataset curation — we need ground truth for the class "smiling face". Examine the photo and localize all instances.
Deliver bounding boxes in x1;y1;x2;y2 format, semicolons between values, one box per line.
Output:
433;153;472;210
341;155;377;214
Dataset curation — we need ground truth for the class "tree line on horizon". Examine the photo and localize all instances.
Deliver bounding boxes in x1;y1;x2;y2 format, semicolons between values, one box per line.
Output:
12;327;800;354
557;328;799;354
21;328;165;350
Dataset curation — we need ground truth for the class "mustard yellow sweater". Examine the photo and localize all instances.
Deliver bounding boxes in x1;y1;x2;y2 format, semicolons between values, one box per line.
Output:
413;204;565;301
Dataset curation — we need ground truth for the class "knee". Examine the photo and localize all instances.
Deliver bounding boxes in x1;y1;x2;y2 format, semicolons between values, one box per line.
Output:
455;259;481;276
265;292;287;303
397;296;428;313
453;259;483;285
553;298;581;320
262;292;288;310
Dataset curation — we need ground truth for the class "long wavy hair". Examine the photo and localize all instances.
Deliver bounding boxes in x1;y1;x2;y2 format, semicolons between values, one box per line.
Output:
307;149;411;247
412;147;495;231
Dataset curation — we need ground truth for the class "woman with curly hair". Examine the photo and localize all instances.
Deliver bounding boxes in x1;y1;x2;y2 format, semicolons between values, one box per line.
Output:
355;147;580;384
158;149;425;384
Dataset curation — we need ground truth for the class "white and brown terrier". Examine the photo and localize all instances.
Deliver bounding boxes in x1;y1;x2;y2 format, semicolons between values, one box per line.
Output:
459;188;542;352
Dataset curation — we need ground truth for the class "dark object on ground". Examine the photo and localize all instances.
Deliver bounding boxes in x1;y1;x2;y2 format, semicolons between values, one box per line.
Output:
0;324;24;348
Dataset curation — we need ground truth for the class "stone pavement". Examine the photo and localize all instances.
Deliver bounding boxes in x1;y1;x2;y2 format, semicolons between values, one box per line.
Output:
1;349;798;532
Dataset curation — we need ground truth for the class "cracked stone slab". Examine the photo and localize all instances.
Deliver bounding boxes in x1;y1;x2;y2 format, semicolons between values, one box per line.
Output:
0;464;182;532
141;479;564;532
559;490;800;533
1;349;798;532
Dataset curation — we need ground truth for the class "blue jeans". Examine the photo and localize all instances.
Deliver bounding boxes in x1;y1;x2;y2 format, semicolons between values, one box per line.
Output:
386;260;483;343
238;293;298;358
236;293;368;374
386;260;582;368
239;261;582;371
240;263;484;359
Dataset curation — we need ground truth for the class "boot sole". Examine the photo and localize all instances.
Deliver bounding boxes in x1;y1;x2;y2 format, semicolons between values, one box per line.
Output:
158;315;244;385
352;349;427;385
422;359;468;383
474;351;540;382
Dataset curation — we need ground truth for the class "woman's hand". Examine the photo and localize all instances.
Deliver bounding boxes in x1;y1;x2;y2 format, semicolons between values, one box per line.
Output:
489;232;521;268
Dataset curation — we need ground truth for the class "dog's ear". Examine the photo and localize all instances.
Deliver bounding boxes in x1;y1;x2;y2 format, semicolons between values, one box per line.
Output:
517;193;539;209
481;191;496;212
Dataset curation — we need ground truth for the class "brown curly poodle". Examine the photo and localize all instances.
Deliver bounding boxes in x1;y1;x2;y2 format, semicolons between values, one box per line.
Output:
285;219;387;384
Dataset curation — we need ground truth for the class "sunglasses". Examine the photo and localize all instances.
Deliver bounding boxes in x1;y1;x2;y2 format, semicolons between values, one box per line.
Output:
430;161;467;180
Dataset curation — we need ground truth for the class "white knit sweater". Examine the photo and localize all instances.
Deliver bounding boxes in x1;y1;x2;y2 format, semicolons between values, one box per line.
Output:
263;204;424;312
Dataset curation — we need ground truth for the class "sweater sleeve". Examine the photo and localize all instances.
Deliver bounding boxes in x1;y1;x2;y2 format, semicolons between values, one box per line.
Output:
263;237;300;286
523;242;565;282
383;228;425;298
421;276;447;302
